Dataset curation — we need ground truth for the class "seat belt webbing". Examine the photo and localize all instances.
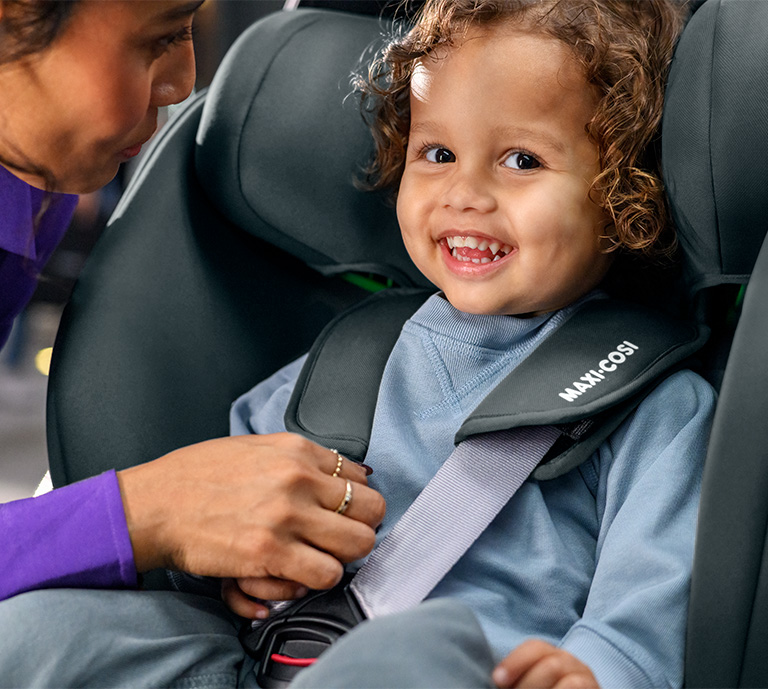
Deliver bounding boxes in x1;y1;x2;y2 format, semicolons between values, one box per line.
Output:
350;425;561;618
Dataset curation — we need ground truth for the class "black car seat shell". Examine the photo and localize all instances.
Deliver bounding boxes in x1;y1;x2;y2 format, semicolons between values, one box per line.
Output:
662;1;768;686
195;10;425;284
663;0;768;296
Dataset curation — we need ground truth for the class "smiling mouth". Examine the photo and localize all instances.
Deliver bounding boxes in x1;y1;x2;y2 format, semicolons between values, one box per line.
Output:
444;235;514;264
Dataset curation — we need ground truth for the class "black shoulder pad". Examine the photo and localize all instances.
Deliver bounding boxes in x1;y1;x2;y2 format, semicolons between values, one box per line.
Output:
284;288;432;461
457;298;708;440
286;292;709;475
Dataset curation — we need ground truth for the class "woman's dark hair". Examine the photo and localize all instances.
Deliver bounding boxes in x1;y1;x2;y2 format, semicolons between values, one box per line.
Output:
0;0;78;63
356;0;688;262
0;0;79;190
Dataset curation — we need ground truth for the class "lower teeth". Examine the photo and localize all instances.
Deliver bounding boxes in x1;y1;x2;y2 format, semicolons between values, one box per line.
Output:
451;248;506;263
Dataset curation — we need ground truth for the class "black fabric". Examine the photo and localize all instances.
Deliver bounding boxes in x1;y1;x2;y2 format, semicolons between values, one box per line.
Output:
456;299;707;438
662;0;768;295
285;291;708;479
666;1;768;685
196;10;429;287
685;232;768;688
297;0;420;16
285;288;433;460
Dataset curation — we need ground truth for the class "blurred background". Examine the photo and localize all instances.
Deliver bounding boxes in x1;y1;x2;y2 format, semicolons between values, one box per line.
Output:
0;0;399;501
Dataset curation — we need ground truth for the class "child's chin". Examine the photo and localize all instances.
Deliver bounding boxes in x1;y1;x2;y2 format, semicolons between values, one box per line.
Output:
442;293;514;317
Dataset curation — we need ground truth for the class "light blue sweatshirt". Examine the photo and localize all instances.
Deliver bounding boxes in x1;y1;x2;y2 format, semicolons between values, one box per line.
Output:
231;293;716;689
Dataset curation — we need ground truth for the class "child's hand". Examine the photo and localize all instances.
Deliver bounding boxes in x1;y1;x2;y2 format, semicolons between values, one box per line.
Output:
492;640;599;689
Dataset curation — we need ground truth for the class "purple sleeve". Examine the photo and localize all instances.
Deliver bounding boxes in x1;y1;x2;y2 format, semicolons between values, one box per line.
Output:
0;470;138;601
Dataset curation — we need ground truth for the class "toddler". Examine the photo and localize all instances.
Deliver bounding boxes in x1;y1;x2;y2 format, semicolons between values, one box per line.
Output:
230;1;713;687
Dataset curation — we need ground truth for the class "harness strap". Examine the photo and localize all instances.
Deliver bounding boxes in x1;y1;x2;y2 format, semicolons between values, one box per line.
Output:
242;424;573;688
350;425;561;617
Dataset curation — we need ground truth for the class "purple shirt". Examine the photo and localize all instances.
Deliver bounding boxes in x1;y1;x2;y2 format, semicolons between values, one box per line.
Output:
0;164;77;347
0;164;137;600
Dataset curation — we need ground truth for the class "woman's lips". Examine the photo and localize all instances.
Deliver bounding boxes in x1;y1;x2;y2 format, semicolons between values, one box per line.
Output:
118;143;143;160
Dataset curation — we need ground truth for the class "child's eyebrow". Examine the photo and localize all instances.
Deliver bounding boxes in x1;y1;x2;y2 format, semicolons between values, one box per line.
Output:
491;125;567;156
409;121;442;137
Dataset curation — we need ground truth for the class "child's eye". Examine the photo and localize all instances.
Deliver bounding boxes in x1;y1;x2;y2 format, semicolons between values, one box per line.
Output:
425;146;456;164
502;152;541;171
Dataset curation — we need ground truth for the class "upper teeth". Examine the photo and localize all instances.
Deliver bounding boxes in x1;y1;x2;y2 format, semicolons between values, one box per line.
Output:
446;236;512;256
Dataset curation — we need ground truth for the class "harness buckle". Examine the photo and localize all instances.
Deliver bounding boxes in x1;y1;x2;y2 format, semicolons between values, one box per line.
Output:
239;574;364;688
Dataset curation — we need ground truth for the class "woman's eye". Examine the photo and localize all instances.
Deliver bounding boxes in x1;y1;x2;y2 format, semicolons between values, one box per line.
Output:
503;152;541;170
425;147;456;164
152;25;194;55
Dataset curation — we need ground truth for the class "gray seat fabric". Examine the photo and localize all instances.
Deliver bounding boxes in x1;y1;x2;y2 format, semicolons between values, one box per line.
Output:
662;0;768;686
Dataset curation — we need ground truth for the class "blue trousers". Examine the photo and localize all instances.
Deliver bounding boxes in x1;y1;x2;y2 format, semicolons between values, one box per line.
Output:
0;589;495;688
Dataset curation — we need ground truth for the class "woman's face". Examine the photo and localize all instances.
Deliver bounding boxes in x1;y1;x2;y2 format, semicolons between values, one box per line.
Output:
0;0;202;193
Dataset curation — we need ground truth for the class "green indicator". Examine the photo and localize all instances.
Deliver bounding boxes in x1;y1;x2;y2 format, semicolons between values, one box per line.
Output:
341;273;394;293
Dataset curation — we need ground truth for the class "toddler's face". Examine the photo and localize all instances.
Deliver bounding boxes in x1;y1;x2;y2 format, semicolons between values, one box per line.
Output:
396;25;613;316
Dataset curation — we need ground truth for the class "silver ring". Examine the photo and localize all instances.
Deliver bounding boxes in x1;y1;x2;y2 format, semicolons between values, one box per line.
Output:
334;479;353;515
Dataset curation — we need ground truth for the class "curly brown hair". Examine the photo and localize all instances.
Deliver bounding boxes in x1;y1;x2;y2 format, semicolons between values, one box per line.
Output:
356;0;687;261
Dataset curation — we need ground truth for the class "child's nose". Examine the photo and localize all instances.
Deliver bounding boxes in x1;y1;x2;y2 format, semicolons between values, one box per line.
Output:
440;167;497;214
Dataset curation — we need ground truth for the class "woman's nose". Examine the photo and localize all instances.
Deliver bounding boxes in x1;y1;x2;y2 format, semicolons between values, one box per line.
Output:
151;43;197;108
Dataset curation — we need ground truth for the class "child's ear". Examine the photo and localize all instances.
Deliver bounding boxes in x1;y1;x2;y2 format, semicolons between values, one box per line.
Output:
597;218;616;252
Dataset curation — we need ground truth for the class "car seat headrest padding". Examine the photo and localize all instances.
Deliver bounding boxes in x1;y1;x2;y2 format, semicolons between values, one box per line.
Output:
662;0;768;295
196;9;428;287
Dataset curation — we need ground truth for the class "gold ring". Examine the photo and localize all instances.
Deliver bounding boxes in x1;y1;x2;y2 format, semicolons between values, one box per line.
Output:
330;449;343;478
334;479;353;515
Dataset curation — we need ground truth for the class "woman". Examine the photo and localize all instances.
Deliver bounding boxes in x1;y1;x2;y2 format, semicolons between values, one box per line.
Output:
0;0;382;608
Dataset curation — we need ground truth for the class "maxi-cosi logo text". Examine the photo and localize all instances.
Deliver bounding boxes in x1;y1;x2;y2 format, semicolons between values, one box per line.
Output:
559;341;639;402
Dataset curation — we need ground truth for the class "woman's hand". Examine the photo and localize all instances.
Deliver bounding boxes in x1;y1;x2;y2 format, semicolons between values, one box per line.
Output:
220;576;306;620
117;433;385;592
492;640;600;689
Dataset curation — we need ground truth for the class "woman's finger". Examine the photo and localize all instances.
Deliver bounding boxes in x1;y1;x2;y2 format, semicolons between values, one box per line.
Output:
259;540;346;591
318;447;371;485
236;576;308;602
317;475;386;529
221;578;271;620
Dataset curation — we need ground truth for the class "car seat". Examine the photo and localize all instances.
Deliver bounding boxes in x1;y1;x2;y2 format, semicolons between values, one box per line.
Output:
662;0;768;686
45;1;768;686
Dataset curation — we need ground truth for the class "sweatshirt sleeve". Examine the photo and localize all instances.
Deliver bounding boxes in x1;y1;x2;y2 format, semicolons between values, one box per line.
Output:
0;470;137;601
230;354;307;436
559;370;716;688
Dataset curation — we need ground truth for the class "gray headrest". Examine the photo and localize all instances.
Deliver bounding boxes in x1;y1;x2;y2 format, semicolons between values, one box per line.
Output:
662;0;768;295
195;9;428;288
